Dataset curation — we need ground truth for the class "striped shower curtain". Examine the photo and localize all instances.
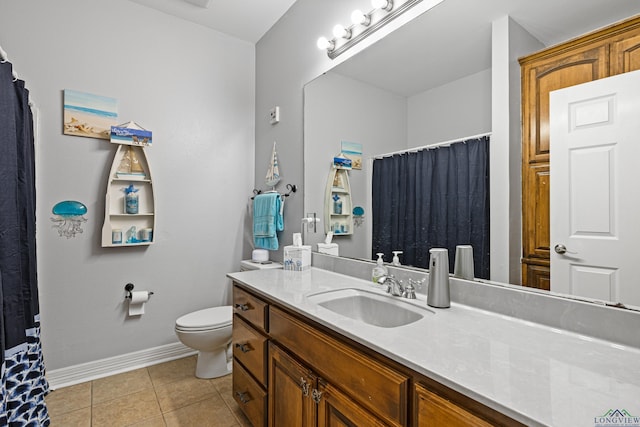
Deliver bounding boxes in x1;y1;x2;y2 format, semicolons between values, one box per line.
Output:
0;57;50;425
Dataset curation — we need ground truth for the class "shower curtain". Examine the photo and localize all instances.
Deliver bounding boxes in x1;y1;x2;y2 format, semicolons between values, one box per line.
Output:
0;59;50;425
372;135;490;279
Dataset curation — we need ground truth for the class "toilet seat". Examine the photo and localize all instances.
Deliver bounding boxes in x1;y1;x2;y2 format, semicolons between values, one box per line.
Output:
175;306;232;332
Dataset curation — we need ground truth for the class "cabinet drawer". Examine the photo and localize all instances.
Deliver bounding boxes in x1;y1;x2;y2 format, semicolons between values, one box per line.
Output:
233;285;268;332
270;307;409;427
233;314;268;386
233;359;267;427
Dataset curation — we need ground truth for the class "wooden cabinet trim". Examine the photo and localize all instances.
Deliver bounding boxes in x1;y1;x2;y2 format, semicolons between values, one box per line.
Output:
518;15;640;65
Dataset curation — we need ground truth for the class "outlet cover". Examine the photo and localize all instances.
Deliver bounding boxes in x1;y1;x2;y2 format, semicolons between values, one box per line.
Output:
269;106;280;124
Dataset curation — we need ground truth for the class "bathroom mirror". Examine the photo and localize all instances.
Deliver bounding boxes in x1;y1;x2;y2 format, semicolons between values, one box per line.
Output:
303;0;640;307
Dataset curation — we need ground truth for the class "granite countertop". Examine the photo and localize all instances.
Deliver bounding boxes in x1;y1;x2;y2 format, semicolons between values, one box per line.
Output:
227;267;640;427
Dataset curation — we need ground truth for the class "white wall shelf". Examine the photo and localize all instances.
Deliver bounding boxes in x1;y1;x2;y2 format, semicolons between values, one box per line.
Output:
101;144;156;247
324;167;353;236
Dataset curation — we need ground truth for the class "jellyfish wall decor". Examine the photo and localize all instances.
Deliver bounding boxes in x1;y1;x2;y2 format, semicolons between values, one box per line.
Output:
51;200;88;238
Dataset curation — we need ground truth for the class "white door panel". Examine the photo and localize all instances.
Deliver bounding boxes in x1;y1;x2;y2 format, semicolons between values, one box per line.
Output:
550;69;640;308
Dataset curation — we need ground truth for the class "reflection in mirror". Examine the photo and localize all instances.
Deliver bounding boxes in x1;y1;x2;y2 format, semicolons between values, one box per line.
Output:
304;0;640;308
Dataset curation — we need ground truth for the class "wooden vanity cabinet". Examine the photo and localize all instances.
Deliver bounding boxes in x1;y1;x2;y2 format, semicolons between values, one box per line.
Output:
232;282;523;427
520;15;640;289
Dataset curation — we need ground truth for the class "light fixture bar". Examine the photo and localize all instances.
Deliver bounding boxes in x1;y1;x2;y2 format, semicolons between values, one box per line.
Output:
326;0;423;59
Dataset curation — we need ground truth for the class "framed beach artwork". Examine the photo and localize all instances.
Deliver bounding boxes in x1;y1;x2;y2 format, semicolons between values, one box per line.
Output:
63;89;118;140
341;141;363;170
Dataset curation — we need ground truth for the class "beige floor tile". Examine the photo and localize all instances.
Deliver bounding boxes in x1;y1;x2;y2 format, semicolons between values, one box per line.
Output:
92;389;161;427
45;382;92;417
210;373;232;394
48;406;91;427
148;356;197;386
155;375;218;413
93;368;153;404
126;415;167;427
163;396;239;427
225;400;253;427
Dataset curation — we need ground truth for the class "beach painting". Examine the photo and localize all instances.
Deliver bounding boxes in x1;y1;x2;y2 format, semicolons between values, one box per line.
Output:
341;141;363;170
64;89;118;140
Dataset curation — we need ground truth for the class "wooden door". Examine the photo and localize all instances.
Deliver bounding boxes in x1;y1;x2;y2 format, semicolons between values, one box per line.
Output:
316;380;387;427
268;342;317;427
521;43;608;288
549;69;640;306
414;384;492;427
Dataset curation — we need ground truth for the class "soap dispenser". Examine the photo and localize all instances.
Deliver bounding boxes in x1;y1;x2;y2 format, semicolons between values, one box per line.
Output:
427;248;450;308
372;253;388;284
392;251;403;266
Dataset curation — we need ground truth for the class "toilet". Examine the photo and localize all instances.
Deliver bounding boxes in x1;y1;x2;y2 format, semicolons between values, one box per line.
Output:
175;306;233;379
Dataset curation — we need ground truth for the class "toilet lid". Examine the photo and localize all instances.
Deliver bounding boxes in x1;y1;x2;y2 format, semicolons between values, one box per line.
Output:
176;306;232;331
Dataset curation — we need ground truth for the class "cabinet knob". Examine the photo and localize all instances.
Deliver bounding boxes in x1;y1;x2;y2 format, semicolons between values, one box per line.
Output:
235;391;251;404
312;389;323;404
234;303;250;311
235;343;252;353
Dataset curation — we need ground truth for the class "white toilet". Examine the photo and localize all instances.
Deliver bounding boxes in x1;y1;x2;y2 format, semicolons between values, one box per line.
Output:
175;305;233;379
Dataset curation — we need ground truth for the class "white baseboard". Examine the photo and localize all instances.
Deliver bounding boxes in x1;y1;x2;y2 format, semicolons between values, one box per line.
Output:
46;342;197;390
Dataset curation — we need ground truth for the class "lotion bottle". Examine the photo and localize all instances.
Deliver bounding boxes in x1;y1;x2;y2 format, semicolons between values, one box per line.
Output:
372;253;388;284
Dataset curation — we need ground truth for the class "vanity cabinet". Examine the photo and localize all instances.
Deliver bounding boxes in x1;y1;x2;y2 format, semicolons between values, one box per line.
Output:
520;15;640;289
324;167;353;236
232;282;523;427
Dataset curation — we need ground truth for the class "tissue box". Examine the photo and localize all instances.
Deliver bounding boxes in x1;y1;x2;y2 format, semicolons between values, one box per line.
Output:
283;245;311;271
317;243;339;256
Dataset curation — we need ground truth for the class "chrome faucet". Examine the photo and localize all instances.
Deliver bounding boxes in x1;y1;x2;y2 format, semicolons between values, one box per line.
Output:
402;278;425;299
378;275;404;297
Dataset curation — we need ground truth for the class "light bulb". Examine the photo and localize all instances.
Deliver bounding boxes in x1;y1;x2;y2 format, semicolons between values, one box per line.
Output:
316;36;334;51
332;24;351;39
351;9;371;26
371;0;393;11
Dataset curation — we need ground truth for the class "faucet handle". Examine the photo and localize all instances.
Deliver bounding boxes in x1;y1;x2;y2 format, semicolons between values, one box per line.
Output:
408;278;425;289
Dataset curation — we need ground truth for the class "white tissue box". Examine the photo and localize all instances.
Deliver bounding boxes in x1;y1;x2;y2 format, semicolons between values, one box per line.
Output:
283;245;311;271
317;243;339;256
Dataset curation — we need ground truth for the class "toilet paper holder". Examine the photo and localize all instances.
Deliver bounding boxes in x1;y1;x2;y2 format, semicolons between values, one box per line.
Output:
124;283;154;299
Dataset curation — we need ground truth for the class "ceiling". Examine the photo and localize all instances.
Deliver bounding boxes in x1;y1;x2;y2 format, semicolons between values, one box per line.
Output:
127;0;297;44
332;0;640;96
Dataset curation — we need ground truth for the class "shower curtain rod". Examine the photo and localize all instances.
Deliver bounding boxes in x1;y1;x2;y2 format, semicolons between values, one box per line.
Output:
0;44;34;107
0;44;19;82
370;131;492;160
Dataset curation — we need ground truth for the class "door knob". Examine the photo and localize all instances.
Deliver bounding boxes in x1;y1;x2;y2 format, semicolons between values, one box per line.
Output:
554;244;567;254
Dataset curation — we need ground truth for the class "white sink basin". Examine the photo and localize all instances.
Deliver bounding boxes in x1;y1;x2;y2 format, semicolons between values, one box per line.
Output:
307;288;434;328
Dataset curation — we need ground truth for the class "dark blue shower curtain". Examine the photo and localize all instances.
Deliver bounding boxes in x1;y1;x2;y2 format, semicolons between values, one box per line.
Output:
0;60;50;425
372;136;490;279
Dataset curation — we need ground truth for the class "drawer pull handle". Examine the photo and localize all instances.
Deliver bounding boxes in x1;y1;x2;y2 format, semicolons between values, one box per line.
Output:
235;343;252;353
235;391;251;404
300;377;310;397
234;303;250;311
312;389;323;404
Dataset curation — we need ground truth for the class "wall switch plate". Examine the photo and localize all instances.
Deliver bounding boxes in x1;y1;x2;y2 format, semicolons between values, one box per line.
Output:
269;106;280;124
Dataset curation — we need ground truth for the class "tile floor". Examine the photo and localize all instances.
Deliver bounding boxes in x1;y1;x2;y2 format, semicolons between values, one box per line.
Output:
45;356;252;427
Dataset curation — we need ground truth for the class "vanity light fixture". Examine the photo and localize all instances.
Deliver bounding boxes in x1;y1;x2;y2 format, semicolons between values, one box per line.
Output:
317;0;423;59
372;0;394;11
351;9;372;26
316;36;335;52
333;24;352;40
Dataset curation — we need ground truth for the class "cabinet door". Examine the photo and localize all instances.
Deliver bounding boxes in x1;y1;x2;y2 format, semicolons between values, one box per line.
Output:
414;384;492;427
521;43;608;286
316;380;387;427
611;27;640;74
268;343;317;427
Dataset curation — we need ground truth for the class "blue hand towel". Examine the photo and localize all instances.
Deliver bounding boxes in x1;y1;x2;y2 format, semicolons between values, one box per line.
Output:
253;193;283;250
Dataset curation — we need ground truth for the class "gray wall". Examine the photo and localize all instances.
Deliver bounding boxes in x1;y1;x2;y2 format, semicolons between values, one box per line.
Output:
0;0;255;370
303;72;407;257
